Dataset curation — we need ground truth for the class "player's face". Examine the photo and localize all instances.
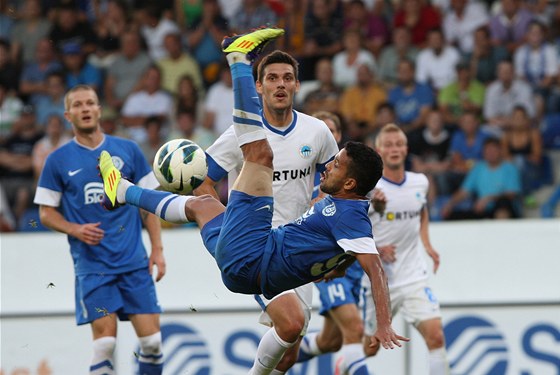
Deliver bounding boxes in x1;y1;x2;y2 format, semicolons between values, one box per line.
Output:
376;131;408;170
320;149;350;195
65;89;101;133
257;63;300;113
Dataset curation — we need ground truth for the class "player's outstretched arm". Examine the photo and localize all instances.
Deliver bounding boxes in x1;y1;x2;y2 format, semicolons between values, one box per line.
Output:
420;206;440;273
356;253;410;349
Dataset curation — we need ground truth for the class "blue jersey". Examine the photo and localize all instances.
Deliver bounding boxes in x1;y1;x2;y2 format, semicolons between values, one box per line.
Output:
34;135;158;275
261;196;377;298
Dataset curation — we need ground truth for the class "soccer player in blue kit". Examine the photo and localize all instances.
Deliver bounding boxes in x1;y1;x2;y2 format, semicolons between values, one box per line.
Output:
298;111;372;375
33;85;166;374
98;28;408;374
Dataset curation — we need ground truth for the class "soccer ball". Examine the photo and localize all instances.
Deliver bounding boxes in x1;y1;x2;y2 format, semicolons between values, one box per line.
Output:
153;139;208;195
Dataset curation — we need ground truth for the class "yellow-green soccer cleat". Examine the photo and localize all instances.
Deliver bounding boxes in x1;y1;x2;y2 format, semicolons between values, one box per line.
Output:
98;150;122;210
222;27;285;62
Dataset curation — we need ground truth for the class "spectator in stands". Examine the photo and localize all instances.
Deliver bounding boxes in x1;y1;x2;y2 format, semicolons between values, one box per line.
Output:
445;110;489;194
501;106;543;197
121;65;173;144
489;0;534;55
0;82;23;141
464;26;509;85
172;110;215;150
186;0;229;86
31;114;71;180
513;21;559;117
442;0;488;54
48;2;97;55
139;116;165;165
202;64;233;136
60;42;102;92
343;0;389;57
415;27;461;91
174;0;203;29
0;105;44;224
339;64;387;141
300;0;344;80
377;26;418;88
175;74;202;119
0;39;20;94
0;1;15;40
228;0;277;34
438;61;485;126
332;29;377;89
104;30;152;112
34;71;66;128
157;32;204;96
276;0;306;59
388;59;435;133
484;59;535;132
442;137;521;219
9;0;51;65
296;57;340;111
137;2;180;61
393;0;441;47
409;107;452;202
89;0;129;69
19;39;63;105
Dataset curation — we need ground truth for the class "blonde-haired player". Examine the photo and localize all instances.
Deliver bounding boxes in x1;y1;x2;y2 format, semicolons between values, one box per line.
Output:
362;123;449;374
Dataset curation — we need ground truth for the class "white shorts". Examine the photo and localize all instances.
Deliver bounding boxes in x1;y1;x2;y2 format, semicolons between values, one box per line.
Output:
362;280;441;336
254;283;313;336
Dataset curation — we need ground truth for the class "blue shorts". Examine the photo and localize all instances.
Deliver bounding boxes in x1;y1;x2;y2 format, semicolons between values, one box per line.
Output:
212;190;273;295
316;273;362;316
75;267;161;325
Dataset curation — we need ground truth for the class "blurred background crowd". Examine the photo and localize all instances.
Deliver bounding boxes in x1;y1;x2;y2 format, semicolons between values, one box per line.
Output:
1;0;560;232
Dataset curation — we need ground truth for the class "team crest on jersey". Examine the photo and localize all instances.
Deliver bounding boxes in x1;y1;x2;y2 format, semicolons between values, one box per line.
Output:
299;145;312;158
322;203;336;216
416;191;427;204
111;155;124;170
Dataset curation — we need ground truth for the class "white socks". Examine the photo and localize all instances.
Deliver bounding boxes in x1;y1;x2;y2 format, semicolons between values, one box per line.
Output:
90;336;116;375
249;328;296;375
429;347;450;375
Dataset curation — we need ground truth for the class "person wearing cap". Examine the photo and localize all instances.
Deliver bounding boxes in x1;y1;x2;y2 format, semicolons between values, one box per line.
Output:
61;42;102;92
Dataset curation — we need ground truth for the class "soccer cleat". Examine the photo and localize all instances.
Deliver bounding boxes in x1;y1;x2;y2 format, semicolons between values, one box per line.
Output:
98;150;122;210
222;27;284;62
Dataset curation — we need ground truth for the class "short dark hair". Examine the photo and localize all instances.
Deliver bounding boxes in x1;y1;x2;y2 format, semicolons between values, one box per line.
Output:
344;141;383;196
257;50;299;82
483;137;501;148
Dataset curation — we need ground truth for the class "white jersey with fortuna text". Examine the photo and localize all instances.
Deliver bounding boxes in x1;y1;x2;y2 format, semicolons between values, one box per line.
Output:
206;110;339;227
368;172;429;289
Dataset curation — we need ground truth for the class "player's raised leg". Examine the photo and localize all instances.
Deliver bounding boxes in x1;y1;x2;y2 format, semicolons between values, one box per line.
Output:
222;27;283;197
223;28;299;375
98;151;223;236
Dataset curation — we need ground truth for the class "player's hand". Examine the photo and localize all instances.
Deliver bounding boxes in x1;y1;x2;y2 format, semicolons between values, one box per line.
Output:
370;189;387;214
72;222;104;245
149;246;166;282
378;245;397;263
370;325;410;349
426;246;440;273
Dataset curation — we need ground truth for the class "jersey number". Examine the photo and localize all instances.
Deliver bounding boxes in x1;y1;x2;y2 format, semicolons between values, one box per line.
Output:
328;283;346;303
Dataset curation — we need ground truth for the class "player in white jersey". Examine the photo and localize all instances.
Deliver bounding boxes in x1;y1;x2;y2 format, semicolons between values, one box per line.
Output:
362;123;449;375
194;49;339;372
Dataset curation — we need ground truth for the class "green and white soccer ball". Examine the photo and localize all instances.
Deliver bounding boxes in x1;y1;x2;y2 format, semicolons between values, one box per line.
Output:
153;139;208;195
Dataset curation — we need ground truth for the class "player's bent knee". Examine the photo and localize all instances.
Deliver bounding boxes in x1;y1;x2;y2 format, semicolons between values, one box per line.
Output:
425;329;446;350
242;142;274;168
323;335;343;353
276;319;305;343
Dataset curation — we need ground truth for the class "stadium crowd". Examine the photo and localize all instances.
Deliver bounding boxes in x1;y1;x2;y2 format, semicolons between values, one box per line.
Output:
1;0;559;232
